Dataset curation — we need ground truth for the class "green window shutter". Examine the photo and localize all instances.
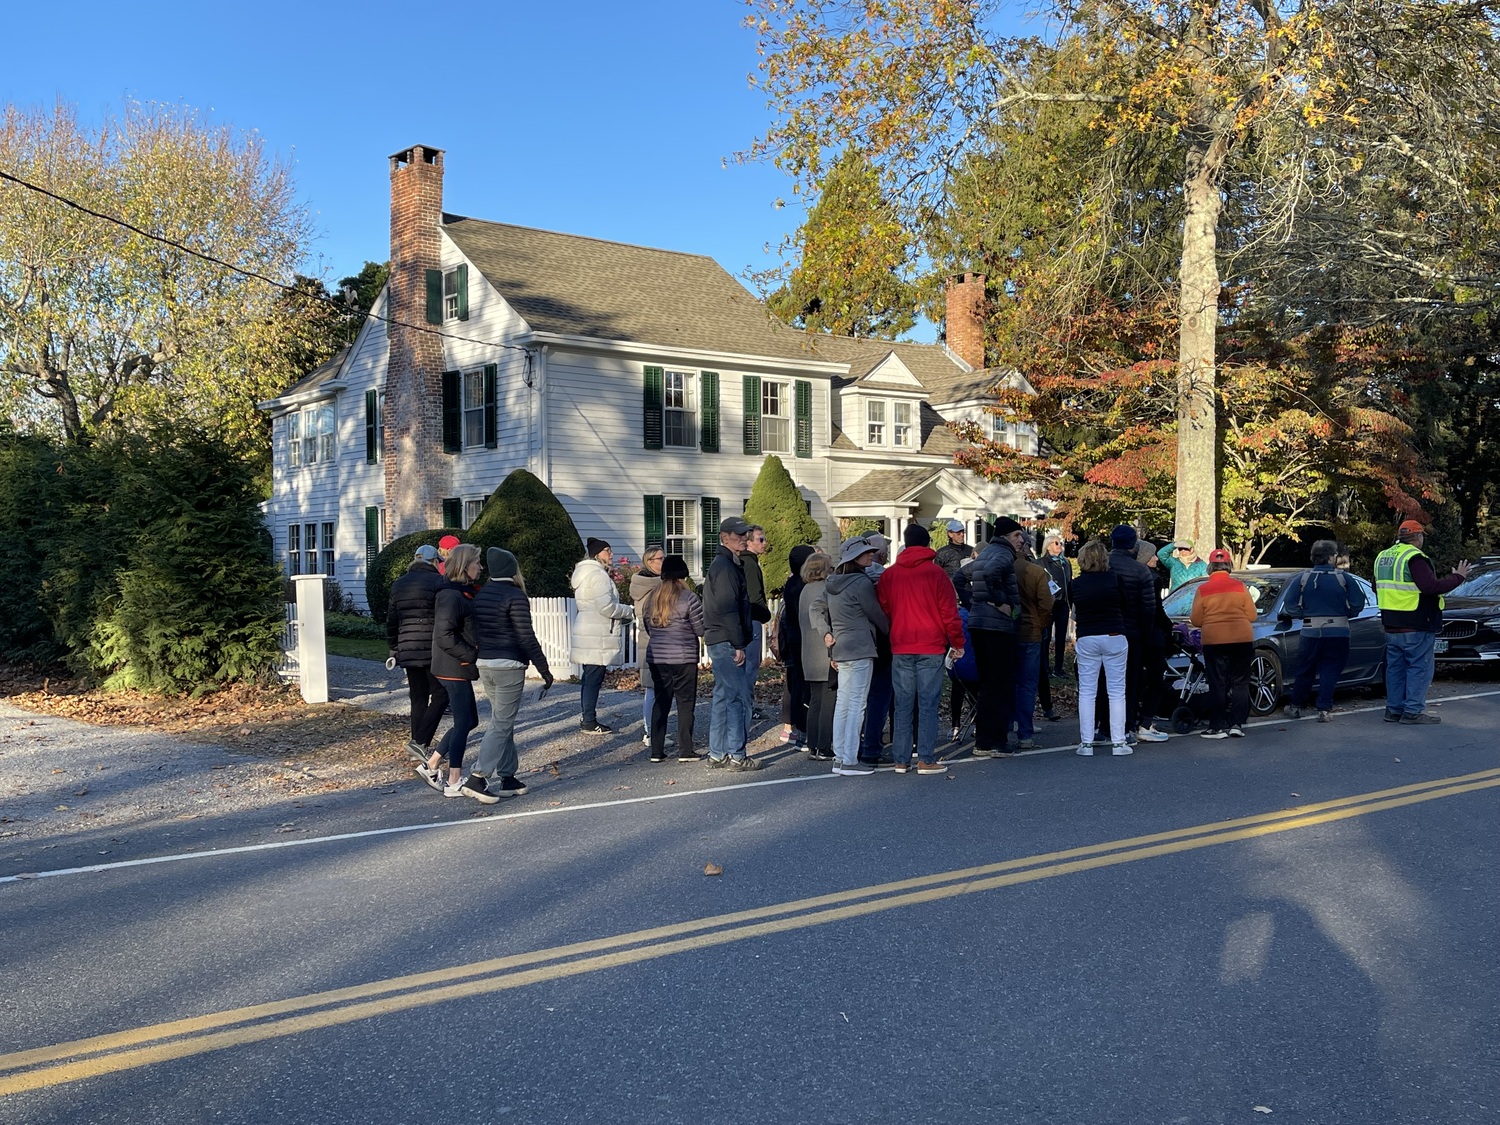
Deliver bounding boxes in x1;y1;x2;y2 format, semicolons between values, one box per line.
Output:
700;496;721;573
699;371;719;453
425;269;443;325
742;375;762;455
643;365;664;450
442;497;462;529
455;263;469;321
644;494;665;549
365;507;380;571
483;363;498;448
365;389;378;463
795;379;813;459
441;370;461;453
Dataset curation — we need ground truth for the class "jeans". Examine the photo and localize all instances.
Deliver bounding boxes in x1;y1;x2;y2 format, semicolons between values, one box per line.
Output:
1203;642;1253;731
1385;631;1436;717
892;654;945;765
707;642;748;760
579;664;605;727
860;659;893;759
738;622;762;753
473;664;526;779
806;674;837;757
434;678;477;770
1013;641;1042;740
971;629;1019;751
1292;635;1351;712
831;658;874;765
642;670;655;739
649;662;697;757
1049;605;1070;674
404;665;449;746
1075;634;1128;746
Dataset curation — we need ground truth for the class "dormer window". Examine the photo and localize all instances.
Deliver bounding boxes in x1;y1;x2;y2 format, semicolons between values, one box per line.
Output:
867;400;885;445
893;402;914;448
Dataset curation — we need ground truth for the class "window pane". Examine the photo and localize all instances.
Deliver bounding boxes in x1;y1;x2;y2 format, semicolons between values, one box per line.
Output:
665;498;695;562
443;269;459;320
764;417;790;452
319;406;335;461
287;414;301;466
893;402;912;447
302;409;318;464
305;523;318;576
463;499;483;528
287;525;300;575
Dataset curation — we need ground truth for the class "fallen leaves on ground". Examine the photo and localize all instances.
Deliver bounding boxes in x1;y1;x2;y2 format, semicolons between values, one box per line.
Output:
703;862;723;877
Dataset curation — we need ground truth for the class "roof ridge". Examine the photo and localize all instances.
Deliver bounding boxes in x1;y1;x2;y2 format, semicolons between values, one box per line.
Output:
443;213;722;266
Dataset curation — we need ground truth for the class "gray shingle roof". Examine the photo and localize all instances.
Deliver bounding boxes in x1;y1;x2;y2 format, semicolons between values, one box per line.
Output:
805;336;992;402
829;468;944;505
273;346;350;400
443;216;821;363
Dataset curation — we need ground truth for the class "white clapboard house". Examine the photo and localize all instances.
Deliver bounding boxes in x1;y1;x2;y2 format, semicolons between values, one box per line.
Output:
258;145;1043;608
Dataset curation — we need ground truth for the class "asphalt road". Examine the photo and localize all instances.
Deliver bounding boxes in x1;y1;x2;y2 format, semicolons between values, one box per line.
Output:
2;692;1497;1125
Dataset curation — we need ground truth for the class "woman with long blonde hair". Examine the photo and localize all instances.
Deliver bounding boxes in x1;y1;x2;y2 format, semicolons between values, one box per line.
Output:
640;555;705;762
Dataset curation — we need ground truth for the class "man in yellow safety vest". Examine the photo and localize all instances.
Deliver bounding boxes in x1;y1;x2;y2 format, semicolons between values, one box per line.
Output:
1373;519;1471;724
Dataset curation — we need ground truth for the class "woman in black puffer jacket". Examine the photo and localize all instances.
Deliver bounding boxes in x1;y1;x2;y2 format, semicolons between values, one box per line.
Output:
386;545;450;759
418;544;481;797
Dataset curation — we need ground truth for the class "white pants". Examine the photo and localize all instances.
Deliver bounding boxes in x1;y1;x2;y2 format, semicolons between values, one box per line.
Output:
1075;633;1129;747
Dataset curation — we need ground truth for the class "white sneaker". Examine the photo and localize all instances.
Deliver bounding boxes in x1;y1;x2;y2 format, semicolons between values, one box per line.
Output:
1135;726;1169;743
442;777;465;797
1227;726;1245;738
1111;743;1133;756
1076;744;1094;756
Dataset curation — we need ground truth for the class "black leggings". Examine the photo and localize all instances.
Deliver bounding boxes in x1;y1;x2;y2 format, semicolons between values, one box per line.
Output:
435;678;477;770
805;675;837;756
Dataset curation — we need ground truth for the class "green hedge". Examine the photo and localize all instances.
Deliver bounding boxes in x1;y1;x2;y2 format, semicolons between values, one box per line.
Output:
366;469;584;619
0;424;285;691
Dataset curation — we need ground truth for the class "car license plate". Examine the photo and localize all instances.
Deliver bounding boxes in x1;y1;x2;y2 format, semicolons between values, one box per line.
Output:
1434;639;1448;654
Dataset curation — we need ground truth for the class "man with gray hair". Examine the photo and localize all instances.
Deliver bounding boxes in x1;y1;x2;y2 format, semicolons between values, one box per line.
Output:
1281;539;1367;722
934;519;975;579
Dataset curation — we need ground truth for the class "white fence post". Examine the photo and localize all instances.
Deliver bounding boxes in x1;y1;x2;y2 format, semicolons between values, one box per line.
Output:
292;575;328;704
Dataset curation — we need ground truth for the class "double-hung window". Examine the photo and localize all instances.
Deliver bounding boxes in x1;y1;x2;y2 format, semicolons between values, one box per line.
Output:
663;370;696;448
867;400;886;446
443;269;461;321
287;413;302;468
320;522;336;577
463;498;484;528
287;524;301;575
463;371;486;449
892;402;914;448
762;380;791;453
664;498;697;562
288;405;335;466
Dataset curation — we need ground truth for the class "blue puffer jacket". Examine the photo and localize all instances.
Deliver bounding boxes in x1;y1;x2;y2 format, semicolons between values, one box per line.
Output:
968;539;1020;634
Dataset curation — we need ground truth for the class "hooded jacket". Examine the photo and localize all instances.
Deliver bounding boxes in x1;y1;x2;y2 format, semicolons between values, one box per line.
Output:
876;545;965;655
385;559;447;667
968;539;1020;634
569;557;633;667
431;582;478;680
776;544;816;666
808;570;889;662
1189;571;1258;645
472;573;551;675
1013;554;1056;644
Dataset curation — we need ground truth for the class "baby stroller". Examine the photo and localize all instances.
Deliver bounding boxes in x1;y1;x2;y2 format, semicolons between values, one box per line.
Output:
1165;622;1211;734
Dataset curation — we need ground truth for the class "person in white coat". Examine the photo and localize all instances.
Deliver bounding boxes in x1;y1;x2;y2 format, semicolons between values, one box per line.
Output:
570;537;634;734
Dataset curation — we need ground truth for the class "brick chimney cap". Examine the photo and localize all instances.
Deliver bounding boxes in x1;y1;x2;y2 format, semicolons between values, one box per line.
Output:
390;145;445;168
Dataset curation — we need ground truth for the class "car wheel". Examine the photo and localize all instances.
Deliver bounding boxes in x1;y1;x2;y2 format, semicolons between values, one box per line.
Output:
1249;649;1283;716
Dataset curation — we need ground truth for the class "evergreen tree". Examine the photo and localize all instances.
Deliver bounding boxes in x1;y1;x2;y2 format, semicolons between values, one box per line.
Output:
743;455;822;593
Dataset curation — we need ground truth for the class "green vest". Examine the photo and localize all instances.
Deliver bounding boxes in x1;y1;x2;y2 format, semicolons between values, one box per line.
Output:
1374;542;1443;612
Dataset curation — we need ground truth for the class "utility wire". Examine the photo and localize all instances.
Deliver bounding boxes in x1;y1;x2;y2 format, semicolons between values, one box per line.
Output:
0;167;532;358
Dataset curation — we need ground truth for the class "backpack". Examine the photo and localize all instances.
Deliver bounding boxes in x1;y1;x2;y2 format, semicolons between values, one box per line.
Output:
1297;568;1350;609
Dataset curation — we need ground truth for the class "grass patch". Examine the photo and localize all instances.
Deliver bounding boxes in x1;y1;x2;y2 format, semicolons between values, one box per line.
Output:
326;635;389;662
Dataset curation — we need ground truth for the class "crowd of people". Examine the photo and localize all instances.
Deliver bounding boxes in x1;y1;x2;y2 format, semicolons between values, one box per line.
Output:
383;513;1472;801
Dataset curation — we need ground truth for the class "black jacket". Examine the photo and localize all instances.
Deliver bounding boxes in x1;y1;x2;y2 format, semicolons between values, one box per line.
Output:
430;584;478;680
968;539;1020;634
743;552;772;624
386;560;447;667
703;545;750;648
1107;547;1158;642
1041;553;1072;608
472;579;551;676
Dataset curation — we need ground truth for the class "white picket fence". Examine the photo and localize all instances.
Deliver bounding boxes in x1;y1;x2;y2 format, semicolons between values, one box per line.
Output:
528;596;781;677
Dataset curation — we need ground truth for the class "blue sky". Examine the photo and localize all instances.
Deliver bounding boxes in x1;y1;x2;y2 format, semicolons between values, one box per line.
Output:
5;2;817;321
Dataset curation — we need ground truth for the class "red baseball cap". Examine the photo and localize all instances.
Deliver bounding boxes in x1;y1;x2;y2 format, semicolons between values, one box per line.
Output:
1207;548;1233;565
1397;519;1425;536
437;535;461;550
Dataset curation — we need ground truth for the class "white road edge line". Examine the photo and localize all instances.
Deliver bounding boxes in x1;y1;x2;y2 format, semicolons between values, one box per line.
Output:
6;688;1498;886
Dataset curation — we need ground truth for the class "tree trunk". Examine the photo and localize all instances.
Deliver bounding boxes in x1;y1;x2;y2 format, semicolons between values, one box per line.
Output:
1176;133;1226;552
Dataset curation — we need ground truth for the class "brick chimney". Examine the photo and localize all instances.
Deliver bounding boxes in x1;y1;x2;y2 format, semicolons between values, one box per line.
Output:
945;273;987;371
386;144;447;537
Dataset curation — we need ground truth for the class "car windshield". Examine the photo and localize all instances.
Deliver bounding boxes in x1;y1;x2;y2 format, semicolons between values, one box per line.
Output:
1162;574;1290;618
1451;568;1500;598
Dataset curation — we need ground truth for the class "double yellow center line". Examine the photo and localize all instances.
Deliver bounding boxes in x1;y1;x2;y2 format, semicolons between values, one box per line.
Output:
5;766;1498;1096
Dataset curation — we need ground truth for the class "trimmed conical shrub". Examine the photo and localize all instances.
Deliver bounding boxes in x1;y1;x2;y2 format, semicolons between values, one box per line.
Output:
465;469;582;597
743;455;823;593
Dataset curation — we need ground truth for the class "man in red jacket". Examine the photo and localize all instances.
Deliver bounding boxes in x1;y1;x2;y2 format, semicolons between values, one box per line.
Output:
878;524;967;775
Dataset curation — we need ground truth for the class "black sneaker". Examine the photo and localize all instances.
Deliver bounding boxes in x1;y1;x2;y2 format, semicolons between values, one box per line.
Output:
808;749;834;761
726;756;763;772
497;775;527;797
459;775;500;804
648;753;668;763
677;750;704;762
580;722;613;735
404;739;427;763
1383;710;1402;722
1399;712;1441;724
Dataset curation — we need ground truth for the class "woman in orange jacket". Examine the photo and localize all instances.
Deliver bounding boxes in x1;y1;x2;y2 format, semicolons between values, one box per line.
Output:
1189;549;1258;739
